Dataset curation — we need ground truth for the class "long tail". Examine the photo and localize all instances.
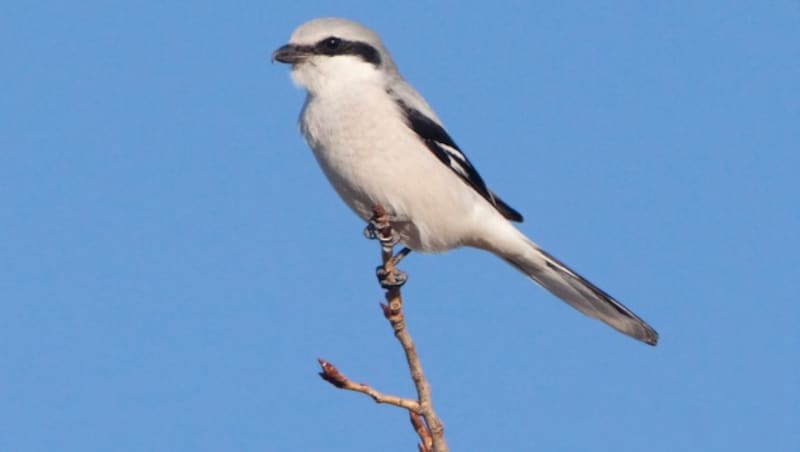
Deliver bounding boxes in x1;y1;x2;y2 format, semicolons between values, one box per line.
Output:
491;229;659;345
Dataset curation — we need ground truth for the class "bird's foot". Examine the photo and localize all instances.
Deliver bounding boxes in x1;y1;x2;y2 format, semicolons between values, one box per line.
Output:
363;215;401;248
367;204;410;289
376;265;408;289
362;220;380;240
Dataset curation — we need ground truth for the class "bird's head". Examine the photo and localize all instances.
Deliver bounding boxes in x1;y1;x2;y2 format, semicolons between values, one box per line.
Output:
272;18;397;95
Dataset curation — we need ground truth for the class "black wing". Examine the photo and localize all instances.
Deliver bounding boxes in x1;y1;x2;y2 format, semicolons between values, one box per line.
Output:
395;99;523;222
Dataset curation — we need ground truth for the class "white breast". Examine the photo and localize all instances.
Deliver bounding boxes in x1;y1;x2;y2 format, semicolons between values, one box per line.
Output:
299;83;495;252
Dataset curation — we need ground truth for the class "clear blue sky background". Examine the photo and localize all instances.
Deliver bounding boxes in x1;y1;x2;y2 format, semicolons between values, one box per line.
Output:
2;1;798;451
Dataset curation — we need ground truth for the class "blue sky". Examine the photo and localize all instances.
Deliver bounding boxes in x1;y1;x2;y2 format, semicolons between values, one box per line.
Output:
2;1;798;451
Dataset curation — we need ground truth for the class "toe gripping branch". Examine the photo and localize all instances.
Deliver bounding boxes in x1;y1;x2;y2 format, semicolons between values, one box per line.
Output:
364;205;412;289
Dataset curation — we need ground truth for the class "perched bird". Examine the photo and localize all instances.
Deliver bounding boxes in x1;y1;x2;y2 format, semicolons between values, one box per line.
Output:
273;17;658;345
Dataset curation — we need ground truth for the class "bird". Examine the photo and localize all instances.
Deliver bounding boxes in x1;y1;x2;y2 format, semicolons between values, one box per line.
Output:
273;17;658;346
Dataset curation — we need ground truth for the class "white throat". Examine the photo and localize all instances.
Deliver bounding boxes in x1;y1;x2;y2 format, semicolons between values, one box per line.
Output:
290;56;385;96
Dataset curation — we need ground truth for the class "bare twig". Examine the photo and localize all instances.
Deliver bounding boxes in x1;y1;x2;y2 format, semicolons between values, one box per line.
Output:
317;358;421;412
372;206;448;452
316;204;448;452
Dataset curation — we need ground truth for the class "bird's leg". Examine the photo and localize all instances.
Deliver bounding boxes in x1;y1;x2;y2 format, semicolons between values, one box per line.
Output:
368;205;408;289
391;247;412;266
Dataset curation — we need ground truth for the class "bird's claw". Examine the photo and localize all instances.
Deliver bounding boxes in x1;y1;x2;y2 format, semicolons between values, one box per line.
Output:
363;218;400;247
363;222;379;240
376;265;408;289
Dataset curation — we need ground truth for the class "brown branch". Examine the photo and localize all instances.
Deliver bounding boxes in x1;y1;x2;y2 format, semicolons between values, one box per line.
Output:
316;204;448;452
317;358;421;412
372;206;448;452
410;411;433;452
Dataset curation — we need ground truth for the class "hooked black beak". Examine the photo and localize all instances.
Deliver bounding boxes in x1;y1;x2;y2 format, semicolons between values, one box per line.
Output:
271;44;308;64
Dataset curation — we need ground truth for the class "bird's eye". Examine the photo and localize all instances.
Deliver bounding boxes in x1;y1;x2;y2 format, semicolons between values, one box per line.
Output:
323;37;341;50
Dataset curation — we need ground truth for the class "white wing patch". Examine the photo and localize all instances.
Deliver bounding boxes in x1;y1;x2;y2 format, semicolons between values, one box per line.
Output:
393;95;522;222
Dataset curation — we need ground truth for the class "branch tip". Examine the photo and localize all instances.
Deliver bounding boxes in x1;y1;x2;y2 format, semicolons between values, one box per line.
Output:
317;358;347;388
372;204;387;218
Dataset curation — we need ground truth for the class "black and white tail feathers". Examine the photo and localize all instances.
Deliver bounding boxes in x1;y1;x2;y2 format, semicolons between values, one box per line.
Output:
393;89;656;344
502;239;659;345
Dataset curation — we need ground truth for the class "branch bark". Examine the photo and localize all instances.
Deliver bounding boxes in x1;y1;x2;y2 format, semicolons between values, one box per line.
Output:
317;358;420;412
317;204;448;452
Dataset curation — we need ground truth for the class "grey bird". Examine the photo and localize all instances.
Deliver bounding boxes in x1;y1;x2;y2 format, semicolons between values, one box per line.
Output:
273;17;658;345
